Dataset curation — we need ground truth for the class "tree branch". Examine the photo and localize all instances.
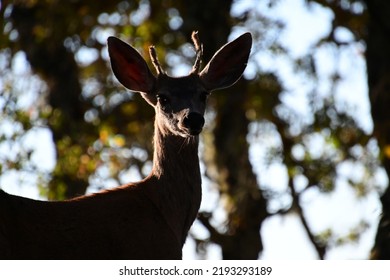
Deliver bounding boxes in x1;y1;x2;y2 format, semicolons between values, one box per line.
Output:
288;177;326;259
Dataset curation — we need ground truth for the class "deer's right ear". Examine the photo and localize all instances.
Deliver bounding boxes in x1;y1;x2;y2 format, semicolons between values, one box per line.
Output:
108;36;156;94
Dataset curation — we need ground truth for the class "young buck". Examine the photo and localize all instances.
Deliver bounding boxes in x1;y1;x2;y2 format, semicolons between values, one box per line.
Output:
0;31;252;259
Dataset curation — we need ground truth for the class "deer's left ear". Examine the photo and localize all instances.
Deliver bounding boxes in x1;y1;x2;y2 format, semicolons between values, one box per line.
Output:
200;32;252;91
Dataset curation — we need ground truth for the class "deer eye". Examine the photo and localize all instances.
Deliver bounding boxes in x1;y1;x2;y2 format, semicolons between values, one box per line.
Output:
157;94;170;107
200;91;209;103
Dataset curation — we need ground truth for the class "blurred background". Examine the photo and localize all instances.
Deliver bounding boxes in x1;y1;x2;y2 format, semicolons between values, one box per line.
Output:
1;0;390;259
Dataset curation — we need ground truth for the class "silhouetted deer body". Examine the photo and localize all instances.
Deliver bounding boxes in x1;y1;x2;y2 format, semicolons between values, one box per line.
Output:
0;31;252;259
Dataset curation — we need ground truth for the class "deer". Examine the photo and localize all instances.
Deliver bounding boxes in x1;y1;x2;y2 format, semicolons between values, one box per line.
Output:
0;31;252;259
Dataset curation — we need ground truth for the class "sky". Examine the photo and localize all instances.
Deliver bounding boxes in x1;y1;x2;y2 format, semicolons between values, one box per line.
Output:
0;0;383;260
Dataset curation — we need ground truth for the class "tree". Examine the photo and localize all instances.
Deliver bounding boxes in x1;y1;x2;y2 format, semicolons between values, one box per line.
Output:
364;0;390;259
0;0;387;259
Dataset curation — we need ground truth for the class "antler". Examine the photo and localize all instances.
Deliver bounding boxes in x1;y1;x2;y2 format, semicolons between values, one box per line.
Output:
191;31;203;74
149;31;203;75
149;45;165;75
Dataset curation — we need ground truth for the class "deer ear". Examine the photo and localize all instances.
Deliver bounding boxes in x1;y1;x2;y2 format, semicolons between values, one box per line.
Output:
200;32;252;91
108;36;156;93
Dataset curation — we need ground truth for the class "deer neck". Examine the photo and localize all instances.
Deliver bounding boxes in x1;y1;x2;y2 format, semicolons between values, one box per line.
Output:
147;118;202;245
152;130;200;179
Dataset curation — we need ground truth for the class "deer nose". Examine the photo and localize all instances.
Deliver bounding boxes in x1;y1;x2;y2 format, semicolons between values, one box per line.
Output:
183;112;205;135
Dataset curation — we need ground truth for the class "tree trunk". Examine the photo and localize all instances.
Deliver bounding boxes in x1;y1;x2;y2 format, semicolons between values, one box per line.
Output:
211;81;268;259
364;0;390;259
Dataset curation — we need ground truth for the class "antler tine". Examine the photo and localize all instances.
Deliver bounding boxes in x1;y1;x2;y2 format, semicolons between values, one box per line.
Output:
149;45;165;75
191;31;203;74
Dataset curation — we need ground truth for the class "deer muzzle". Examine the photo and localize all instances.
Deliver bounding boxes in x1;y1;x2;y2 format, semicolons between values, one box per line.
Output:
182;112;205;136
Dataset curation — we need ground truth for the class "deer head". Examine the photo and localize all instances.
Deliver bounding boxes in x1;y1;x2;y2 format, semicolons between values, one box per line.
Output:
107;31;252;138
